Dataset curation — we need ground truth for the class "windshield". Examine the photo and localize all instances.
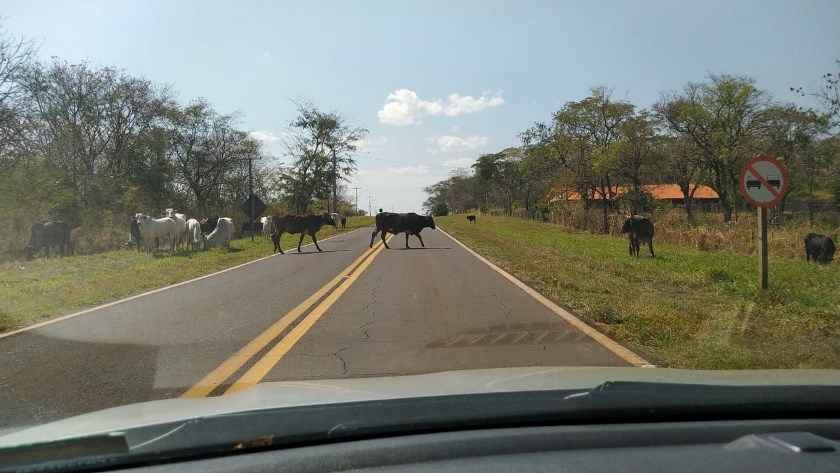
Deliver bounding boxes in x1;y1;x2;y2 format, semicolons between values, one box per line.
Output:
0;0;839;443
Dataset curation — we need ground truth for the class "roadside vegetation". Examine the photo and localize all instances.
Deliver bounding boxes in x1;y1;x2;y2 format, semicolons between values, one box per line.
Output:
439;215;840;369
0;217;373;333
0;22;367;262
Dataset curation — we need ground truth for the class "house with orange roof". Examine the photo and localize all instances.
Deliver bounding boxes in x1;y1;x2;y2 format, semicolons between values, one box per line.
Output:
549;184;719;205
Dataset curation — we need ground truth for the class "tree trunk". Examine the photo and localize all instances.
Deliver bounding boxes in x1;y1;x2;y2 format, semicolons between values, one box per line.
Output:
331;149;337;214
600;177;611;234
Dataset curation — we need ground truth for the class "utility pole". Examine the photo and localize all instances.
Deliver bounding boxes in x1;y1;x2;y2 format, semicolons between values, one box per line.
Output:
331;148;338;214
353;187;361;215
367;195;373;217
249;155;254;242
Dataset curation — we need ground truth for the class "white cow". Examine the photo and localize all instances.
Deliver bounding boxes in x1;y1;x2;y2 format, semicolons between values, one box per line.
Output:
204;217;234;250
330;213;339;230
136;214;177;254
260;215;273;239
165;208;188;251
186;218;203;251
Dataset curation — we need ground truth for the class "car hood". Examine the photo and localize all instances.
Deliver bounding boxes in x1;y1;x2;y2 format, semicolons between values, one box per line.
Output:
1;366;838;447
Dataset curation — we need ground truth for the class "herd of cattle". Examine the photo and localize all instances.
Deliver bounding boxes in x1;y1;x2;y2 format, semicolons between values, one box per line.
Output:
19;210;839;265
128;211;234;254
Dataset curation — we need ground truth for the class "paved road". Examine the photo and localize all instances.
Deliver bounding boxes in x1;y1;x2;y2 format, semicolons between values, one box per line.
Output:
0;226;636;428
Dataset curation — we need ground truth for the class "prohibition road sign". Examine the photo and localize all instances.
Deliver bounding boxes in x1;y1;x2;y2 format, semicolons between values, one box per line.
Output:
739;155;788;207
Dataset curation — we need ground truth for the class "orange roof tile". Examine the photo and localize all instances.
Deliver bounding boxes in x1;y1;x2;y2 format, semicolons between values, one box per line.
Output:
556;184;718;201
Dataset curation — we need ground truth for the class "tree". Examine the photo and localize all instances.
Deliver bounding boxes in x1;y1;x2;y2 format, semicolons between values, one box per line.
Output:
0;24;37;173
552;86;634;232
169;100;259;214
657;74;770;222
613;110;664;214
422;169;480;215
283;99;367;213
661;135;707;223
519;143;556;216
472;148;524;216
791;59;840;129
761;104;830;222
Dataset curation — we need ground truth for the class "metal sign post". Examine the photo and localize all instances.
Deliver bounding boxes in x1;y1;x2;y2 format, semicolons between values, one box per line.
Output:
739;155;788;290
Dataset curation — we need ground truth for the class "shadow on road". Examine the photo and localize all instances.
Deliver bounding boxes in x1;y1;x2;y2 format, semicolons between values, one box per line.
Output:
395;247;451;250
289;249;351;255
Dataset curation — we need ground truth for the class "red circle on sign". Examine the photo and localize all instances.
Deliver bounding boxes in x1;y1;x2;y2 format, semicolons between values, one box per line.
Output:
739;155;788;208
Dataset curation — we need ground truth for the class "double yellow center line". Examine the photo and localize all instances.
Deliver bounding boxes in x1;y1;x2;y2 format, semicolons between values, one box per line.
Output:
181;235;392;398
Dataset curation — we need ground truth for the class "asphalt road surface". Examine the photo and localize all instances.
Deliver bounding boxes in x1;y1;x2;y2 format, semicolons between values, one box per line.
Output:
0;226;641;428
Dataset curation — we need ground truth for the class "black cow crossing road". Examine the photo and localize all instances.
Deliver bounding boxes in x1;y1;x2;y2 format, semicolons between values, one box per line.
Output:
0;227;644;428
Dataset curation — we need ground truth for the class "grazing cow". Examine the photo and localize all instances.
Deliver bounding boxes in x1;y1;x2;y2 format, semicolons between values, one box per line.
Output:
204;217;234;250
25;221;73;260
330;213;340;230
200;215;220;235
260;216;274;239
370;212;436;249
271;213;336;254
136;215;177;254
186;218;203;251
467;215;476;224
620;215;655;257
340;215;347;229
804;233;835;264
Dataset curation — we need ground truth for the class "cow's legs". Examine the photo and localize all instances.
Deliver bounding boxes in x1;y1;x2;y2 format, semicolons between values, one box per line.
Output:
272;232;284;254
297;233;306;252
311;233;323;252
405;233;410;248
370;227;380;248
381;230;390;249
648;240;655;258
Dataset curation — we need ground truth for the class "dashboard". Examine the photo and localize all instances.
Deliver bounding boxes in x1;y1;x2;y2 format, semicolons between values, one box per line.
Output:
125;418;840;472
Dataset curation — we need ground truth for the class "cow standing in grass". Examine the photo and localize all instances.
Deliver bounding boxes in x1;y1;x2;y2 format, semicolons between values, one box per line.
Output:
25;221;73;260
804;233;835;264
271;213;336;254
620;215;655;257
136;215;178;255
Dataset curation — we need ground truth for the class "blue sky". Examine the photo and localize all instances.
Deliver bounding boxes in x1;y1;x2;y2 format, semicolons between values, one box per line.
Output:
3;0;839;213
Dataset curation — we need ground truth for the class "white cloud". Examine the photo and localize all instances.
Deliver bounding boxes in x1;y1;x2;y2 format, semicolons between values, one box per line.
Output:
429;134;488;153
249;130;284;143
378;89;505;125
442;158;475;168
443;93;505;116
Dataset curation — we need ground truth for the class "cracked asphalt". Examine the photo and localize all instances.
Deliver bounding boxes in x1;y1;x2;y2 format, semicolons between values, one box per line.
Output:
0;226;629;429
262;227;630;382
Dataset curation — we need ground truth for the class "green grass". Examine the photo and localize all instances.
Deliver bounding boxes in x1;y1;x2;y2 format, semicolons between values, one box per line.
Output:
439;215;840;369
0;216;374;332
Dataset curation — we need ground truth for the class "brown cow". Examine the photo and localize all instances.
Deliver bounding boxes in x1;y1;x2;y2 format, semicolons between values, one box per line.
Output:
271;213;336;254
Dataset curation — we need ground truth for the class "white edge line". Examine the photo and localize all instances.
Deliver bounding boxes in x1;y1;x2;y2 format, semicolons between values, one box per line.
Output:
0;229;364;340
438;227;653;368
